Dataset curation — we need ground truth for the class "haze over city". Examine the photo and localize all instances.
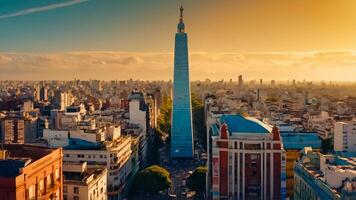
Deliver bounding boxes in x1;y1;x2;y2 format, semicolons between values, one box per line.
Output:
1;0;356;81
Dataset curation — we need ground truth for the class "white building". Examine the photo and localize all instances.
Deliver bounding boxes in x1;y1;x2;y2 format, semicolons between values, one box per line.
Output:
63;136;133;200
307;111;334;139
63;162;107;200
294;148;356;200
43;129;69;147
334;120;356;152
129;91;147;134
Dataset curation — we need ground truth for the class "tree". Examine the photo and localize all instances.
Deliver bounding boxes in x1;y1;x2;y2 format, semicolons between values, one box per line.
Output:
186;166;207;197
147;129;165;165
156;96;172;144
191;94;207;149
130;165;172;197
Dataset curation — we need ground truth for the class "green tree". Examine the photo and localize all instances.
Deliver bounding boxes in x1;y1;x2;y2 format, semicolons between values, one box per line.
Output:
191;94;207;149
147;129;165;165
186;166;207;197
157;96;172;143
130;165;172;198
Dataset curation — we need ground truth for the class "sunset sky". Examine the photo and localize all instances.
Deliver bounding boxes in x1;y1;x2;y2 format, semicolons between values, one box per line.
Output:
0;0;356;81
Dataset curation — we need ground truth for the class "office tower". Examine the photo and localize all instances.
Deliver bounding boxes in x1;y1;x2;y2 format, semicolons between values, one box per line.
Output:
0;144;63;200
238;75;243;86
207;114;285;200
334;120;356;152
171;4;194;158
260;78;263;86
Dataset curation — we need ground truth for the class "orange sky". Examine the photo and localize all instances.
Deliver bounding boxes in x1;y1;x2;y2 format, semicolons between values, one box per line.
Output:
0;0;355;81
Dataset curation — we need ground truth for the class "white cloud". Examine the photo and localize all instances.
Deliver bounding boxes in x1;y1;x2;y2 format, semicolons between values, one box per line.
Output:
0;51;355;81
0;0;89;20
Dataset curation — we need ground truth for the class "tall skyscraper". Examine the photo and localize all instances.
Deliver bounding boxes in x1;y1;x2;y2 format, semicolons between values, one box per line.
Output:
171;5;194;158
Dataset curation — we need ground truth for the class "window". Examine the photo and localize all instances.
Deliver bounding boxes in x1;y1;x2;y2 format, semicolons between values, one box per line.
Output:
39;179;44;192
63;195;67;200
46;174;52;188
28;185;36;200
74;196;79;200
55;169;60;181
74;187;79;194
63;186;67;193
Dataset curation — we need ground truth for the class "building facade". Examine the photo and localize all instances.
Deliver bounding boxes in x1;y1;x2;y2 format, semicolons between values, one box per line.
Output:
208;114;285;200
0;117;25;144
62;136;132;200
171;5;194;158
0;144;63;200
280;132;321;198
294;148;356;200
334;120;356;152
63;162;107;200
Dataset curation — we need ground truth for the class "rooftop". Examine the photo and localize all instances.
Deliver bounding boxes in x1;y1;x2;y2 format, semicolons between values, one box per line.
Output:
64;138;102;150
0;144;57;177
220;114;272;135
280;132;321;150
0;159;30;177
64;168;106;185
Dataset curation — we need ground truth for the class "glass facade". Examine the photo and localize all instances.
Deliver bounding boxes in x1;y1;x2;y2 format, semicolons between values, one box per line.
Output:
171;29;194;158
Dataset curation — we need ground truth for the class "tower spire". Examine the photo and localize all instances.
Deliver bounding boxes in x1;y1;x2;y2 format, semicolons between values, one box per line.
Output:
180;3;184;22
177;3;185;33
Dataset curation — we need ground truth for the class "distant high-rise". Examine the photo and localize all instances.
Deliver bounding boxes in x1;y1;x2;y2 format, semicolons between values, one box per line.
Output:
238;75;243;86
40;86;48;101
171;4;194;158
0;117;24;144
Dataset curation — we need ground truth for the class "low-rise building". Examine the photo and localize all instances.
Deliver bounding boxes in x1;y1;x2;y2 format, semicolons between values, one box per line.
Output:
207;114;285;200
63;162;107;200
63;136;132;200
280;132;321;198
294;148;356;200
0;144;63;200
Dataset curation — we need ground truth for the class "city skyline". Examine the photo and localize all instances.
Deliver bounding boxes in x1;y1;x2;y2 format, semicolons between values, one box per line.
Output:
1;0;356;81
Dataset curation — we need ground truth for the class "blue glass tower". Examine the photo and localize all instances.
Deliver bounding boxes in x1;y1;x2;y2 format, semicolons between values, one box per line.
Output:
171;5;194;158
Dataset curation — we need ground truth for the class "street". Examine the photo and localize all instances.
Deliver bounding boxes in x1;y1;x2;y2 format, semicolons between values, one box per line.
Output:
159;145;202;200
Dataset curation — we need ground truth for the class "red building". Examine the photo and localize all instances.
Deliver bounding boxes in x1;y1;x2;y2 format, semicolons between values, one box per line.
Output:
0;144;63;200
208;115;285;200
